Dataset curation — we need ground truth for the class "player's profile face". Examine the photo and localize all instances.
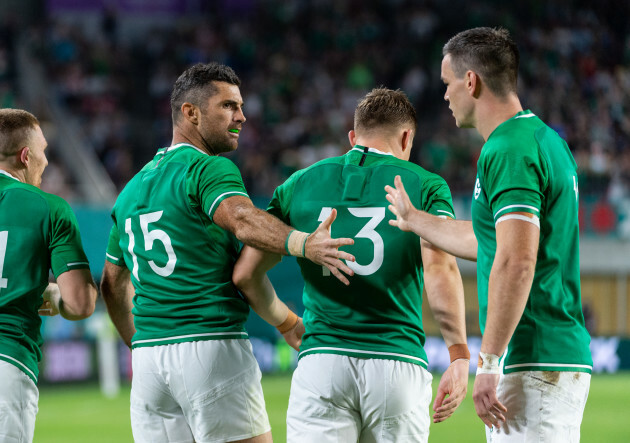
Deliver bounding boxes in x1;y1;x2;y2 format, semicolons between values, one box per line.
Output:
441;55;473;129
24;125;48;188
198;81;246;154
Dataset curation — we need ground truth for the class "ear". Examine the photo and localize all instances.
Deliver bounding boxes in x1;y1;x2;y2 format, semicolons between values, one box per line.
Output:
348;130;357;147
18;146;29;166
401;129;413;152
467;71;481;98
181;102;199;125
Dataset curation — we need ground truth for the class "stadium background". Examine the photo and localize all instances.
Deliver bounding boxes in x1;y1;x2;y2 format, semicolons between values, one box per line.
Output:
0;0;628;441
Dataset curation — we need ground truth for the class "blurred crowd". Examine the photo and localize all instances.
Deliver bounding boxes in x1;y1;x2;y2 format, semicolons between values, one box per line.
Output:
3;1;630;224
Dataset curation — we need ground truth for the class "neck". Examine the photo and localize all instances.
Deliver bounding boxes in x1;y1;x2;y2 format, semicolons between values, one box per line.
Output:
171;128;214;156
354;137;406;160
0;165;24;182
475;93;523;141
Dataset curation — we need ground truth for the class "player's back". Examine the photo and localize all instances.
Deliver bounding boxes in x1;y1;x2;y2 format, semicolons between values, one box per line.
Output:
268;146;455;367
0;173;66;379
110;144;249;347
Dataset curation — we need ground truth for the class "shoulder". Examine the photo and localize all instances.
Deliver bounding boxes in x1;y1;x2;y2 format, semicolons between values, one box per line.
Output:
10;182;66;212
282;156;345;187
384;158;451;191
188;153;240;175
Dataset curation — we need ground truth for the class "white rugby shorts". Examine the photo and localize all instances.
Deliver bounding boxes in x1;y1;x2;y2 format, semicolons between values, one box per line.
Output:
130;339;270;443
287;353;433;443
0;358;38;443
486;371;591;442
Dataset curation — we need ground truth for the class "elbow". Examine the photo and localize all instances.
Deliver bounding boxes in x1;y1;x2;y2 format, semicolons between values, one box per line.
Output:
232;261;253;291
75;284;98;319
498;255;537;283
227;205;251;242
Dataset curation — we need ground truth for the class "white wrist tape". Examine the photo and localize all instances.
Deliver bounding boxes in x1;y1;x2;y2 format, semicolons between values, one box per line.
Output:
476;351;501;375
286;230;309;258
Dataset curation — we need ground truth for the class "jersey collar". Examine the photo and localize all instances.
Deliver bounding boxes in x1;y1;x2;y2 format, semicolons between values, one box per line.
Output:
350;145;394;156
514;110;536;119
0;169;19;181
157;143;207;156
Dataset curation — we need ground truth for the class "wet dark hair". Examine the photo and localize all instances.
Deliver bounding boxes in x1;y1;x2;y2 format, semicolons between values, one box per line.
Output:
443;27;519;97
170;62;241;122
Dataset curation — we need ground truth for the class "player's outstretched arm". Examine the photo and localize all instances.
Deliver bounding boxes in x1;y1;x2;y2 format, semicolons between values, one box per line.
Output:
40;269;97;321
385;175;477;261
215;196;355;285
233;246;304;351
100;261;136;348
421;239;469;423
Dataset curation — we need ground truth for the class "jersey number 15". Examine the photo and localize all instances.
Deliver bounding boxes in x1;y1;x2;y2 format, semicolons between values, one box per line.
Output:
125;211;177;281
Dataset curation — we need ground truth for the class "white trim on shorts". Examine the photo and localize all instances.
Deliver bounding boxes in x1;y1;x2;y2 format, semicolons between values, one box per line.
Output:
298;347;428;367
0;353;37;381
132;331;248;346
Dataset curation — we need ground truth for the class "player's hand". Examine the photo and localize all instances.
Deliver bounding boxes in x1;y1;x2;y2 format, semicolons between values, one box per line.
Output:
433;358;469;423
282;316;305;351
385;175;415;232
305;208;355;286
473;372;507;429
39;283;61;316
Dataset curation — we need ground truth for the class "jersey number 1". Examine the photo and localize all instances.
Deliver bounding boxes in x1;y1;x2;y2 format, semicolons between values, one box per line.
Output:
0;231;8;292
125;211;177;281
318;207;385;276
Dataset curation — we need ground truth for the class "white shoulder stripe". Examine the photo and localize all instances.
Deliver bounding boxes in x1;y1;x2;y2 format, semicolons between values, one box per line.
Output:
207;192;249;217
436;209;455;218
494;204;540;218
496;214;540;228
515;113;536;119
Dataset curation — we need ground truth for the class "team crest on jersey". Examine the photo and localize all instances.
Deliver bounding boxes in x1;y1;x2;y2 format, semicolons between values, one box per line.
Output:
474;177;481;200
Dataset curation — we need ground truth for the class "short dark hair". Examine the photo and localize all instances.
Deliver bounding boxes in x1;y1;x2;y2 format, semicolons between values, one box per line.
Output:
354;87;417;135
443;27;519;97
170;62;241;122
0;109;40;158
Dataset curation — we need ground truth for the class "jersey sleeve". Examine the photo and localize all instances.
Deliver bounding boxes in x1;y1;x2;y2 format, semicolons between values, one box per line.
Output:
48;196;90;277
105;223;125;266
186;155;249;221
480;144;547;223
422;177;456;219
267;170;303;224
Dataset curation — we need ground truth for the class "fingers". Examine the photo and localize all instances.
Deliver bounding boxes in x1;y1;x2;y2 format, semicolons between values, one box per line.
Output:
328;237;355;250
388;204;400;217
394;175;406;193
474;396;506;429
318;208;337;231
433;389;446;411
327;264;351;286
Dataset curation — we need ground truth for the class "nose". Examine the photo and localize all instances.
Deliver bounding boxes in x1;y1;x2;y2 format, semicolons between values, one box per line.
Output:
443;91;449;102
235;107;246;123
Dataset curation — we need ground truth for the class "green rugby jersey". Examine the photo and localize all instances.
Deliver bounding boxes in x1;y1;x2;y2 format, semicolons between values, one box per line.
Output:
0;171;90;383
472;110;592;374
105;143;251;348
268;146;455;368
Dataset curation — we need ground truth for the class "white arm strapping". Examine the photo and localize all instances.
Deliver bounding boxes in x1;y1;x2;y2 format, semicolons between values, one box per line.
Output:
495;213;540;228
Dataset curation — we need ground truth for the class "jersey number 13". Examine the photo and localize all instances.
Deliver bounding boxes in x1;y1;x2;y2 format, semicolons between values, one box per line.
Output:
318;207;385;276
